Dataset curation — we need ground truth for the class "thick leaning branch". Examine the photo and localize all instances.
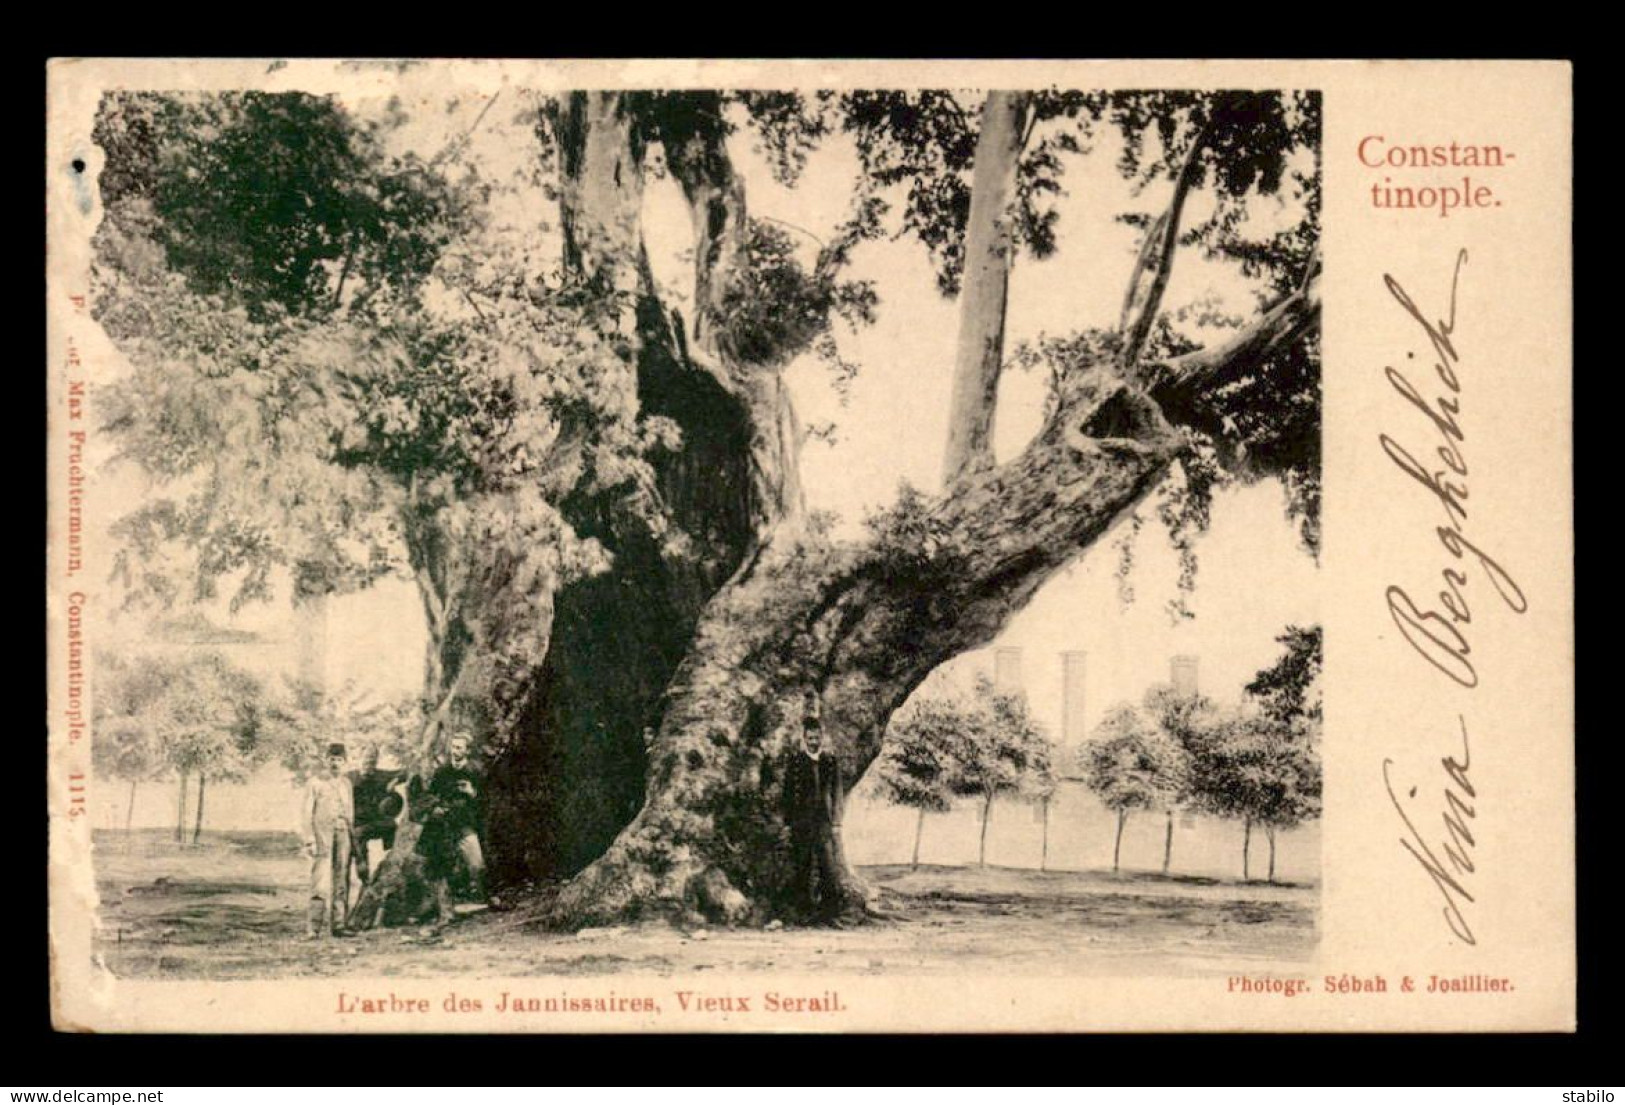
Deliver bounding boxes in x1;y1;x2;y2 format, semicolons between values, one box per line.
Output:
538;364;1182;928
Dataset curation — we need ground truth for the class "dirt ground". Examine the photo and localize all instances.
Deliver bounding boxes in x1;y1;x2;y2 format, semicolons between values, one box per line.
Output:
89;830;1316;979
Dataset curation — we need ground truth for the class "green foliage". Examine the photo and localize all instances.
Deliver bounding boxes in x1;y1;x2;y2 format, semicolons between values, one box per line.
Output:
879;674;1054;811
93;92;455;323
1246;624;1323;726
734;90;837;187
839;91;979;295
262;679;423;784
946;675;1054;804
1168;636;1323;835
1181;708;1321;832
1081;701;1186;814
861;481;967;588
711;219;874;368
1089;673;1319;838
92;91;678;749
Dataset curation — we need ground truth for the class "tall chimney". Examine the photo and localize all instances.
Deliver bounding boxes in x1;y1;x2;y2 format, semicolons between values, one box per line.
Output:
1061;650;1088;746
993;646;1024;696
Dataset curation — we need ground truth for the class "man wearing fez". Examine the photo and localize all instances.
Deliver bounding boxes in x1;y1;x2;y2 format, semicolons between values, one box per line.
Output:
413;731;501;934
302;742;356;938
784;689;847;922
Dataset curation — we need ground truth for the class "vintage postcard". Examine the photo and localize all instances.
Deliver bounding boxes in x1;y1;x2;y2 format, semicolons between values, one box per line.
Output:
45;58;1574;1033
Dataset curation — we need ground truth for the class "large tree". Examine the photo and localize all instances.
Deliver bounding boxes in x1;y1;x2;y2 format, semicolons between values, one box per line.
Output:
92;651;267;843
533;88;1319;926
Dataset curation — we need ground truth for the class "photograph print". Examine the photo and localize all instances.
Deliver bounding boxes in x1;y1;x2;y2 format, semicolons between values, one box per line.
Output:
77;75;1323;985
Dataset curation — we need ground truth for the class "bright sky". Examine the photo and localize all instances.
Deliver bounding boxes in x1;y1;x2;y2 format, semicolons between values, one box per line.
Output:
89;90;1318;750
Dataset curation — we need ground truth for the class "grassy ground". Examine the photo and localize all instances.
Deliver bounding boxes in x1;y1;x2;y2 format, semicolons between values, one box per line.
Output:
91;830;1316;979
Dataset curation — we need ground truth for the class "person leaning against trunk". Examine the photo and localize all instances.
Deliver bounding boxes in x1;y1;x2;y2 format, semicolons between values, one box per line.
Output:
302;742;356;938
412;731;505;935
784;689;847;922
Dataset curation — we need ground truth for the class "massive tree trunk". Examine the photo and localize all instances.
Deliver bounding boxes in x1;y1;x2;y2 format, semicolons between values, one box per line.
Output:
493;90;1318;927
540;360;1181;925
1163;810;1174;875
488;91;792;888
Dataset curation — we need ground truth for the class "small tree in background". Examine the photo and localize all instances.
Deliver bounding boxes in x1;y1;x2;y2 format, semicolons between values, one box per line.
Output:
876;694;966;869
1141;683;1211;874
1082;704;1185;873
1243;625;1323;881
161;655;267;844
950;675;1054;868
92;652;163;834
95;651;268;843
266;679;423;786
1181;710;1260;879
1249;716;1322;882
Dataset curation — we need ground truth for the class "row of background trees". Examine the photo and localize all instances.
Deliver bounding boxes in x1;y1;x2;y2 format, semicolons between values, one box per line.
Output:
92;648;416;843
876;625;1321;882
96;620;1319;882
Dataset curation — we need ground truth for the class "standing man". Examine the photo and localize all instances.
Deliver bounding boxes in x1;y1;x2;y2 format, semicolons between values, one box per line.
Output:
413;731;501;934
303;742;356;939
349;744;404;892
783;689;847;922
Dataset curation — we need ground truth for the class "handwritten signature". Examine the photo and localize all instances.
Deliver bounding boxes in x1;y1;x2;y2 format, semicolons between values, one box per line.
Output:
1379;249;1528;689
1383;718;1477;945
1377;251;1533;947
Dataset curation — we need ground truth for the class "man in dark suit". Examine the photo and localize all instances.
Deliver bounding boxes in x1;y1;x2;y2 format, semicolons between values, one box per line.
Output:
348;744;405;891
783;689;846;922
413;731;503;933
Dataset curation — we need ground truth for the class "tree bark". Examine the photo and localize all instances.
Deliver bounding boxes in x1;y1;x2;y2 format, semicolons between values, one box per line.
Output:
192;774;206;845
911;806;925;869
489;91;799;888
1243;818;1253;881
1267;824;1278;883
125;779;137;835
978;794;994;867
942;92;1031;487
1113;809;1127;873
